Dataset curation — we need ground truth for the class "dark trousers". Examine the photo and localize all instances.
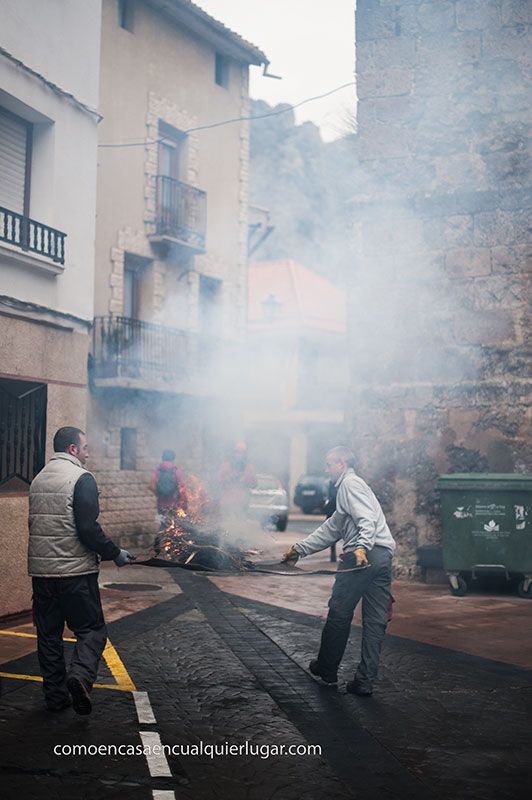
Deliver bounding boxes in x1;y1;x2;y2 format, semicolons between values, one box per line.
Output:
317;545;393;688
32;573;107;707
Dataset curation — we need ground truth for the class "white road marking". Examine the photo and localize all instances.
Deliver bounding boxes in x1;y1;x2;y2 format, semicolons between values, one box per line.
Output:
139;731;172;777
152;791;176;799
133;690;157;724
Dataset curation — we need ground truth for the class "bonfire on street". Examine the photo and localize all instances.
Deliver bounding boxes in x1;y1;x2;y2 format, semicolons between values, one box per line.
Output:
154;474;255;571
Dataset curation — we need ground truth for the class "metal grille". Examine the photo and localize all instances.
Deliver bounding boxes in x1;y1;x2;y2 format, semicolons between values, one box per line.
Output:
92;316;190;378
0;206;66;264
0;381;47;488
91;317;234;384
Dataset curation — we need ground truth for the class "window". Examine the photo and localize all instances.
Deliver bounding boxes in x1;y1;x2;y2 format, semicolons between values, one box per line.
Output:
118;0;135;32
157;123;188;239
120;428;137;470
299;341;319;385
123;265;139;320
158;121;186;180
0;379;47;491
215;53;230;88
0;102;65;264
0;106;32;216
199;275;222;333
123;253;149;319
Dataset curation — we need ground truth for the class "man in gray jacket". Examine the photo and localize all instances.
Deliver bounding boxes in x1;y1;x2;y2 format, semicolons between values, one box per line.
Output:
282;446;395;695
28;426;133;714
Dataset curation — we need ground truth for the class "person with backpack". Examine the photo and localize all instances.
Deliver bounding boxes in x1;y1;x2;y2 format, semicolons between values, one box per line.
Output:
149;450;188;517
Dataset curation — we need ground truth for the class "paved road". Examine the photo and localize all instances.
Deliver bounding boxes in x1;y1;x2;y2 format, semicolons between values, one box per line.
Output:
1;560;531;800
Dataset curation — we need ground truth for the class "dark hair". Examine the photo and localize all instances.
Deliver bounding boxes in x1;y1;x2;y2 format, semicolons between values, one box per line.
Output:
53;426;84;453
162;449;176;461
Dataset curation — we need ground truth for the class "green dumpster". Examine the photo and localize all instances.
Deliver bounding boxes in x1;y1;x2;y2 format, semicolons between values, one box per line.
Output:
437;473;532;598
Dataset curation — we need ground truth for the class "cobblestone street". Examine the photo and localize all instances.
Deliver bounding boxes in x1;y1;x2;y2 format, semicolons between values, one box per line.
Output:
1;539;531;800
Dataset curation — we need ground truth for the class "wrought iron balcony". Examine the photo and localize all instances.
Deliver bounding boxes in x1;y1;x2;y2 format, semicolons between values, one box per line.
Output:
92;316;190;381
91;316;237;396
152;175;206;253
0;206;66;264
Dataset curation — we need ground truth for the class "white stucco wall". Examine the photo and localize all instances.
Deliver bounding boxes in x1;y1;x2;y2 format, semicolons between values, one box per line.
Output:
0;0;101;322
0;0;101;109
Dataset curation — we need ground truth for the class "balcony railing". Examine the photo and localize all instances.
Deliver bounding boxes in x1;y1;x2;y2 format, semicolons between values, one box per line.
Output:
92;316;238;395
0;206;66;264
153;175;206;252
92;316;190;380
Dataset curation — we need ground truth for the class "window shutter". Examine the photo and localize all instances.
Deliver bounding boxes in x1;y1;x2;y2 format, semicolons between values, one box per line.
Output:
0;108;28;215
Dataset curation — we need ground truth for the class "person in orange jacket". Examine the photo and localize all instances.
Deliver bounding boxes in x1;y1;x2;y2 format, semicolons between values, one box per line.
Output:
218;441;257;516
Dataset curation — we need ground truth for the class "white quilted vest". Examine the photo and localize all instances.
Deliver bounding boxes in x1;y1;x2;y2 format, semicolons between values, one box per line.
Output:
28;452;99;577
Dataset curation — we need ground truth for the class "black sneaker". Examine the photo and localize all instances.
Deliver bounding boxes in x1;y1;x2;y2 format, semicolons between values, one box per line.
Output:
346;680;373;697
309;659;338;686
67;677;92;715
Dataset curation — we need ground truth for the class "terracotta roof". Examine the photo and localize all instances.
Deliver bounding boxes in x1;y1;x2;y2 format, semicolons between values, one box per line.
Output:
145;0;268;65
248;260;347;334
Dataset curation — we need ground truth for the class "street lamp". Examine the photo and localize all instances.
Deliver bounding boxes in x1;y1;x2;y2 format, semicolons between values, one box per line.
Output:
261;292;283;322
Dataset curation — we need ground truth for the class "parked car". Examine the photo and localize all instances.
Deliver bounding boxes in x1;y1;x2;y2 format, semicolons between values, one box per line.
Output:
248;473;289;531
294;474;330;514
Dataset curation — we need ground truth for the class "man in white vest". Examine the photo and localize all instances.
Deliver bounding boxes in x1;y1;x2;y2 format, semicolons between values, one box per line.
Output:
282;446;395;696
28;426;133;714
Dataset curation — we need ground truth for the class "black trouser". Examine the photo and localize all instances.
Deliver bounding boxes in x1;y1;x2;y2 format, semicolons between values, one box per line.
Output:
316;545;393;688
32;573;107;707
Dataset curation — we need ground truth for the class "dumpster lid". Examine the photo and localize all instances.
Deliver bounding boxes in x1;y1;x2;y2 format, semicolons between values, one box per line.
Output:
437;473;532;491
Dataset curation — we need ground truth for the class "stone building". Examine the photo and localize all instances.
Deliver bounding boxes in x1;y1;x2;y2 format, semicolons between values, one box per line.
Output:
0;0;102;615
350;0;531;574
245;260;348;503
89;0;267;545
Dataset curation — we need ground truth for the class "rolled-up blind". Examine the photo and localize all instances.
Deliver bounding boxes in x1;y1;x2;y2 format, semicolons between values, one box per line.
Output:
0;107;29;215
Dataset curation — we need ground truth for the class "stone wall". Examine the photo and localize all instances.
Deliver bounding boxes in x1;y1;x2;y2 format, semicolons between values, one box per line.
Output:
350;0;531;574
0;313;90;615
88;393;159;548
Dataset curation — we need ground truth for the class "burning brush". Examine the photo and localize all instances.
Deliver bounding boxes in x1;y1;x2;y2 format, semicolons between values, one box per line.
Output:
144;475;360;577
153;474;254;572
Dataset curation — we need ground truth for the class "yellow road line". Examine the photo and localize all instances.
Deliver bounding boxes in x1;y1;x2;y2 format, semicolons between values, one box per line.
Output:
0;672;43;683
0;630;136;692
94;683;133;692
0;630;76;642
0;672;132;691
102;639;136;691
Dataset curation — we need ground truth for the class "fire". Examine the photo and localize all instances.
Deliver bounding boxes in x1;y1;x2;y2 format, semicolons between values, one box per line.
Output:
156;473;251;571
183;473;208;523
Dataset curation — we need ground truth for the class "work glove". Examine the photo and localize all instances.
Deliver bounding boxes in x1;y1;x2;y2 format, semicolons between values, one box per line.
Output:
281;545;300;565
354;547;369;568
114;549;134;567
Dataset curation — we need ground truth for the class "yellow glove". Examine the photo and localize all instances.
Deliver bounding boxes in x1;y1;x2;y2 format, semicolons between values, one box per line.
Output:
281;545;300;565
354;547;369;567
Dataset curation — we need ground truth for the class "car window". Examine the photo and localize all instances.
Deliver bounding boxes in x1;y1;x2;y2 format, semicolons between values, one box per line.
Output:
256;475;280;490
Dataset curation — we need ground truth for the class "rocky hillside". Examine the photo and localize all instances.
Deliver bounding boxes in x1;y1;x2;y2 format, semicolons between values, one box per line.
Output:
249;99;357;284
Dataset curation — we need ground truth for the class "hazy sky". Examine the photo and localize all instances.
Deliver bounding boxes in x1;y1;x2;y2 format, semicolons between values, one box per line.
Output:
196;0;356;141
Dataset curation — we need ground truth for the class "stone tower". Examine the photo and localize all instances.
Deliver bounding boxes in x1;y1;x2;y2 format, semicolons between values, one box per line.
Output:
350;0;531;574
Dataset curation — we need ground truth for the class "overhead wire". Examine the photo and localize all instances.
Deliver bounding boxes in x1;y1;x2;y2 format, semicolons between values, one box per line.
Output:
97;80;356;148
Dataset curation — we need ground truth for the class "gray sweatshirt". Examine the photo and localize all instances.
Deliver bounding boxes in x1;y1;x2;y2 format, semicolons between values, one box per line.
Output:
294;469;396;557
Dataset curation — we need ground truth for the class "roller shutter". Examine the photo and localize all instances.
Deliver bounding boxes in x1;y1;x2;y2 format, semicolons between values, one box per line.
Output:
0;107;29;215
